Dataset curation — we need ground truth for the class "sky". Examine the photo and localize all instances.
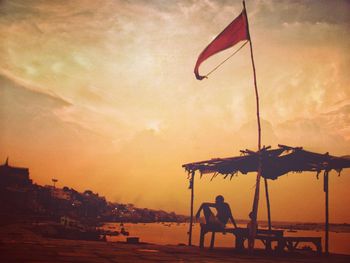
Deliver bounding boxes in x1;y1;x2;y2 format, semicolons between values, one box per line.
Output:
1;0;350;223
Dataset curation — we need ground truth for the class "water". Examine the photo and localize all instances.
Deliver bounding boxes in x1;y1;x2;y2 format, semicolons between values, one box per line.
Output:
102;222;350;255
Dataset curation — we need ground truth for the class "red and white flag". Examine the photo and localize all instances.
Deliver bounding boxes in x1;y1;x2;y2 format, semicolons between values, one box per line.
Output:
194;9;249;80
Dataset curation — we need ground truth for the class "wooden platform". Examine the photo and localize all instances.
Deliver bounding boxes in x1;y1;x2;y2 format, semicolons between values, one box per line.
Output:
281;236;322;254
199;224;322;254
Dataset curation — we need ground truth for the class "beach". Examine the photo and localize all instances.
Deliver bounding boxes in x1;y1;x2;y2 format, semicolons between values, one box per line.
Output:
1;221;350;263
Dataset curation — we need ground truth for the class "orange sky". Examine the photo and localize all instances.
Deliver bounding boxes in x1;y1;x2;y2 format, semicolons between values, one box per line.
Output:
1;0;350;223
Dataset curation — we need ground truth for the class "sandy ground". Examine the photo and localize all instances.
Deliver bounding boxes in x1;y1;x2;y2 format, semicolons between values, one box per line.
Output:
1;222;350;263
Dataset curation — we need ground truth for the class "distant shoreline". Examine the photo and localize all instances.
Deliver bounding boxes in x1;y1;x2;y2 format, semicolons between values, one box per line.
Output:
2;213;350;233
102;220;350;234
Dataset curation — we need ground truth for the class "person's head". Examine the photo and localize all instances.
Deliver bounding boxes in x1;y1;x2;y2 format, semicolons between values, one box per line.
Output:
215;195;224;204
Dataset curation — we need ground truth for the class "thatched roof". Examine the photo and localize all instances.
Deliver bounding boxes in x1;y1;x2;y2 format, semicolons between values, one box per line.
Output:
182;145;350;180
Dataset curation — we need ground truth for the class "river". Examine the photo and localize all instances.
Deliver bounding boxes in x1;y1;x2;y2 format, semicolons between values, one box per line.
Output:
102;222;350;255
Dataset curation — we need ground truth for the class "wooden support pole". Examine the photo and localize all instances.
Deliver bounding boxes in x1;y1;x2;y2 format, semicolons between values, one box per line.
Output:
264;178;272;231
324;170;329;255
244;0;262;239
188;171;195;246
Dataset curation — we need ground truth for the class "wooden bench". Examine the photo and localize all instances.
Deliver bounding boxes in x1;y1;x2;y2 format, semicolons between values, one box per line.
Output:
199;224;322;254
199;224;237;249
199;224;283;251
254;230;284;252
280;236;322;254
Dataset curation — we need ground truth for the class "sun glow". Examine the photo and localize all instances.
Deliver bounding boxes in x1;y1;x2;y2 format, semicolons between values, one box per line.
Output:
1;0;350;222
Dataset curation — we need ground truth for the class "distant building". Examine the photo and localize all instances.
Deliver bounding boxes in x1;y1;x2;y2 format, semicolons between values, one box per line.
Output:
0;158;32;187
51;188;71;200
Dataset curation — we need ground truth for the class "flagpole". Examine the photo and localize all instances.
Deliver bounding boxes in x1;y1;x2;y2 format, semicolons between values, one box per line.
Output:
188;171;195;246
243;0;271;233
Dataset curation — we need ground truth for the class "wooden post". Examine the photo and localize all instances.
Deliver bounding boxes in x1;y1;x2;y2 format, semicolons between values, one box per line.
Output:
264;178;272;231
188;171;195;246
243;0;262;236
324;170;329;255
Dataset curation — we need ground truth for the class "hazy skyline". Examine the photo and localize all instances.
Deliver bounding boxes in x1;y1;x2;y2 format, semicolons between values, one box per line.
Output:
1;0;350;223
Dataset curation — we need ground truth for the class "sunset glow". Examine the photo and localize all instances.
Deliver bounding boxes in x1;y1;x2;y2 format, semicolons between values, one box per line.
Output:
1;0;350;223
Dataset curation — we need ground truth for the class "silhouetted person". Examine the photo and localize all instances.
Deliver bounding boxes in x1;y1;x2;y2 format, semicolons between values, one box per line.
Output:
247;211;258;251
195;195;237;229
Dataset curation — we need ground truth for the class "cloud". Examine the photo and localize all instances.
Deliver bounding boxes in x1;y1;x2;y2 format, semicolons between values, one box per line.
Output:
0;68;71;106
0;70;113;151
321;103;350;140
1;0;350;221
276;117;350;155
252;0;350;27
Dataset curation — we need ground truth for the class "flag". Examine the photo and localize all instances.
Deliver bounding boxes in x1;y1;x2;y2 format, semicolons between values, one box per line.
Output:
194;9;249;80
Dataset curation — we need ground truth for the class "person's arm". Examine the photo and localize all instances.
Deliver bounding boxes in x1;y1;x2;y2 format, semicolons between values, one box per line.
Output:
195;202;215;219
195;204;203;219
228;205;237;228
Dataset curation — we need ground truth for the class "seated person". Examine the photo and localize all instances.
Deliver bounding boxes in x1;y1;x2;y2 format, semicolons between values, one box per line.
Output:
247;211;258;250
195;195;237;229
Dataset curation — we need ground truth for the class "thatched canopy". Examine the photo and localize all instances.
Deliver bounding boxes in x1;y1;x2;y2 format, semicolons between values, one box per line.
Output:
182;145;350;180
